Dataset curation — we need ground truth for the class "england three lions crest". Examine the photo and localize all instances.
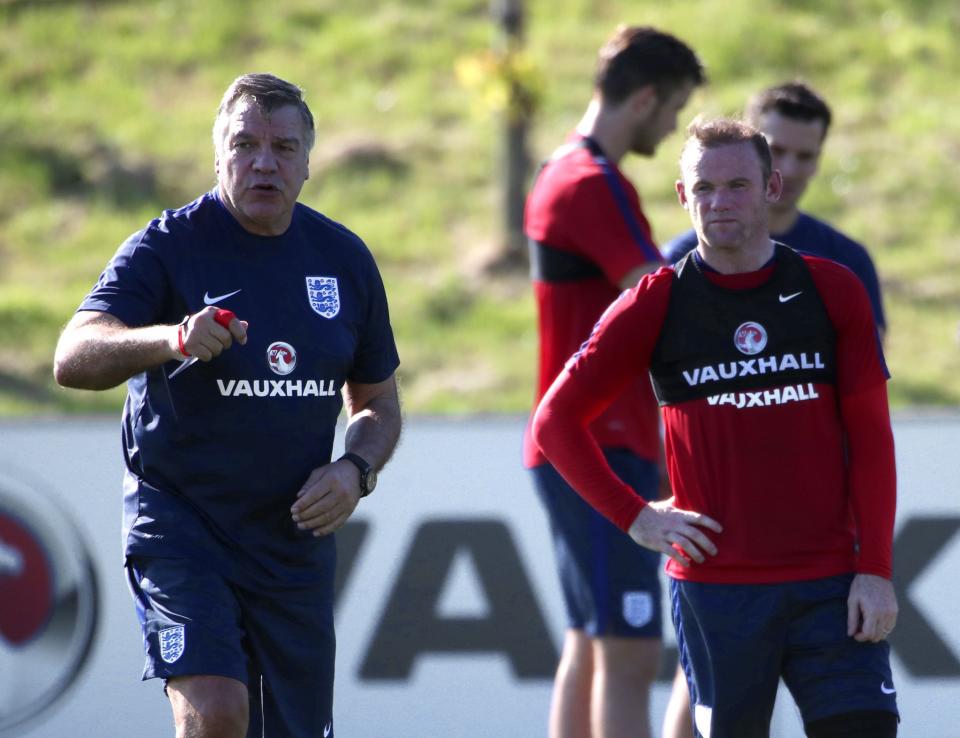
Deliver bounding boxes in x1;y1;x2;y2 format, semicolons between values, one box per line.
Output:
307;276;340;319
159;625;185;663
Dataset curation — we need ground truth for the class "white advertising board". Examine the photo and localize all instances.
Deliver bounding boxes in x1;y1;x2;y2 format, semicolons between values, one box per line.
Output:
0;414;957;737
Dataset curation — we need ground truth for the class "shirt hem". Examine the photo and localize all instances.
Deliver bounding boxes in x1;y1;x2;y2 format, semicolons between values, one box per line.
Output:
666;560;856;585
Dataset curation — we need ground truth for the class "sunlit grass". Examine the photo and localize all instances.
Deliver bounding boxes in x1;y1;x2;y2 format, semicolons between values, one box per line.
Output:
0;0;958;415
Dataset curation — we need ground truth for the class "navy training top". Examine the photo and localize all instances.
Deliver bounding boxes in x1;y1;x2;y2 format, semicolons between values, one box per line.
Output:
80;190;400;585
661;212;886;331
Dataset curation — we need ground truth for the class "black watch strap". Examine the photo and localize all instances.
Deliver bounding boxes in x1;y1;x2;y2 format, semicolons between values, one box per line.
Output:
339;452;376;497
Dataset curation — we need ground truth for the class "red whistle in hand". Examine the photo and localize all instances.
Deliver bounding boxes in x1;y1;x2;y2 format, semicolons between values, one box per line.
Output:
168;308;241;379
213;309;236;328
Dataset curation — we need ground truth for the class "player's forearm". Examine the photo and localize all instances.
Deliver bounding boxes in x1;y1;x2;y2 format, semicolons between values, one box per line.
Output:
54;312;180;390
532;374;646;531
842;383;897;577
342;379;402;470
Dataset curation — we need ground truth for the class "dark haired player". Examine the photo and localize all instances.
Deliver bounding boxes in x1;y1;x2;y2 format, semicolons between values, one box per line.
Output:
532;118;899;738
663;81;886;337
54;73;401;738
524;25;704;738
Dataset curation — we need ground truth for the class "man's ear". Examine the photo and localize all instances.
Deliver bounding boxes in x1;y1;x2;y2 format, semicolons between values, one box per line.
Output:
676;179;688;207
628;84;659;120
765;169;783;204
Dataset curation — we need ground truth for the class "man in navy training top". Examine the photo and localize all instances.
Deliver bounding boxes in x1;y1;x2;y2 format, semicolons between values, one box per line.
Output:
662;81;885;337
532;118;899;738
524;25;704;738
54;73;402;738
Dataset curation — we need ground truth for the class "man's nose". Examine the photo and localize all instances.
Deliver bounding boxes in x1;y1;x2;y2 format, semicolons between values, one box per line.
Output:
252;146;278;172
710;190;733;210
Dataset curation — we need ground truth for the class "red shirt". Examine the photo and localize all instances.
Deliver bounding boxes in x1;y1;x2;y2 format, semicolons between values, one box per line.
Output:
523;138;663;467
532;255;896;583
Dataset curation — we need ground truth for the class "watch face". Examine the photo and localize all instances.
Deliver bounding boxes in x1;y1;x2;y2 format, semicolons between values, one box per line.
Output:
364;468;378;494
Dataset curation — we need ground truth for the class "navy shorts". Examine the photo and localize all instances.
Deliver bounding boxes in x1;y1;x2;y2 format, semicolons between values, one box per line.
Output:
531;448;662;638
671;574;899;738
126;552;336;738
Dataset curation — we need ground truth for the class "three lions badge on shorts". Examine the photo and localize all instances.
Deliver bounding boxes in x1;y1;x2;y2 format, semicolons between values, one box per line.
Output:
306;277;340;319
159;625;185;663
623;591;654;628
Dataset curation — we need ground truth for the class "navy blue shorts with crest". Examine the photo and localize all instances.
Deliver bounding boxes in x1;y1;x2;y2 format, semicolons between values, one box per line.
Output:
531;448;662;638
126;551;336;738
671;573;899;738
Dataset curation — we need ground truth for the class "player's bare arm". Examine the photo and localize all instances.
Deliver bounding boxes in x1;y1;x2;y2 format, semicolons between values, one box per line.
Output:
291;374;401;537
341;373;403;470
847;573;898;643
53;308;247;390
628;500;722;568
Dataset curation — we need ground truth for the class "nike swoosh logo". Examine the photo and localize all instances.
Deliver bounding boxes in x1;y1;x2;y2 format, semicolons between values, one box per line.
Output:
203;289;242;305
779;291;802;303
323;723;332;737
881;681;896;695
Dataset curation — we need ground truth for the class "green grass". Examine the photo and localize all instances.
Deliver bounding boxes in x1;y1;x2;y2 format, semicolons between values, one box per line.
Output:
1;0;958;415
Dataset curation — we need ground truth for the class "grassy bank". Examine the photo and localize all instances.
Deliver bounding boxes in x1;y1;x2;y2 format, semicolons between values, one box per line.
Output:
1;0;957;415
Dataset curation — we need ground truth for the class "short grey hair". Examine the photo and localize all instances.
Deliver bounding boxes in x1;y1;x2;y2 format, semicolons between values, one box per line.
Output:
213;73;315;152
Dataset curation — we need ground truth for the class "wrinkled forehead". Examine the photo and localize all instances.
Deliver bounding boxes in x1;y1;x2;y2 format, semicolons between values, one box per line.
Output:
680;140;765;184
217;98;309;148
229;99;305;133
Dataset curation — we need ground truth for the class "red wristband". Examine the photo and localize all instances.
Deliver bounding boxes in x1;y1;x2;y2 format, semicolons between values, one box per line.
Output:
177;316;191;357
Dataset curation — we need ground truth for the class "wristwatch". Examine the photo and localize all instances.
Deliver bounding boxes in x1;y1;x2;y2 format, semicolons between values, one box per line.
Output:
339;452;378;498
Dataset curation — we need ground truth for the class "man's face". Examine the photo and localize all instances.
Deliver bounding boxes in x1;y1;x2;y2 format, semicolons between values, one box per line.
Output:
215;100;310;236
630;81;696;156
755;110;824;213
677;141;782;252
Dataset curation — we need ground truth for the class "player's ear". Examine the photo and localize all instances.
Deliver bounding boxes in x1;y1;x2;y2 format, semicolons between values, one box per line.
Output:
676;179;688;207
628;84;659;119
764;169;783;204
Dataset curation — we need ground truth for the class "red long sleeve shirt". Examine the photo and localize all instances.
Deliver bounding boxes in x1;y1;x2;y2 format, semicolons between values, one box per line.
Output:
533;256;896;583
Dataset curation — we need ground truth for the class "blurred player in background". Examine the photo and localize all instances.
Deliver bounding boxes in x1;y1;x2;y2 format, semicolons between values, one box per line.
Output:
54;73;401;738
533;118;899;738
523;25;705;738
661;81;888;738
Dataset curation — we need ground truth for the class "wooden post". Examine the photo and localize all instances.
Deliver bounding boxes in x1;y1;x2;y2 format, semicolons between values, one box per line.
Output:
492;0;530;269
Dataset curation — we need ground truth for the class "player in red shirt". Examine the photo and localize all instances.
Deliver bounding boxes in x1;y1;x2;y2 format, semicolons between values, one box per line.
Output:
661;82;890;738
532;119;898;738
524;26;705;738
